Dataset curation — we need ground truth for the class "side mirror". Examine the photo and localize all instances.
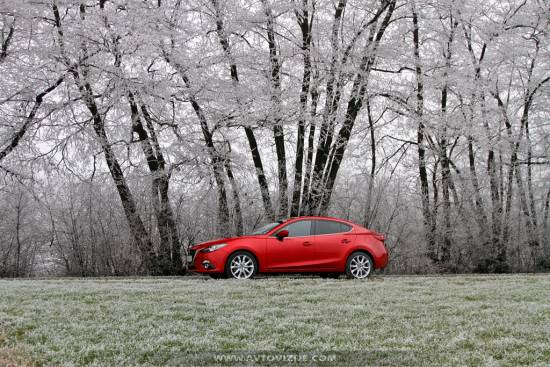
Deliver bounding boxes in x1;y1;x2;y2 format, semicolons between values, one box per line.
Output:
276;230;289;240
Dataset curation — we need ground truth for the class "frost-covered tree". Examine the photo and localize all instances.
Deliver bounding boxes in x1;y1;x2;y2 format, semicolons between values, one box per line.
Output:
0;0;548;276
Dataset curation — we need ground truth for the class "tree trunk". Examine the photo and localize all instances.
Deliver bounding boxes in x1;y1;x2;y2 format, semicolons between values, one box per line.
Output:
140;104;185;272
0;17;15;63
128;94;171;274
493;90;534;271
412;3;435;261
190;98;231;237
482;97;504;271
430;160;440;262
437;12;458;267
72;71;157;273
128;94;185;274
467;136;487;227
525;114;539;252
439;106;452;266
262;0;289;217
290;0;312;217
15;193;22;277
544;187;550;234
462;26;493;270
244;128;275;220
301;69;320;216
223;143;244;236
364;97;377;227
165;60;232;237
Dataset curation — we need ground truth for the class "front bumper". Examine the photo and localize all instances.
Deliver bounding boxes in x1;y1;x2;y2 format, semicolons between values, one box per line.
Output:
191;248;228;273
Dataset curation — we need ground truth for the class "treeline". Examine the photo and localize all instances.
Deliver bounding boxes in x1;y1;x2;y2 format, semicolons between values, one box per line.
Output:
0;0;548;276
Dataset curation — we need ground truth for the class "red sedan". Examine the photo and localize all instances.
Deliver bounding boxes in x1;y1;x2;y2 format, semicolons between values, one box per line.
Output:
188;216;387;279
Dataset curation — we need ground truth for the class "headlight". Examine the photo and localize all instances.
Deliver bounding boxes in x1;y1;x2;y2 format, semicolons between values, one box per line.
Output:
200;243;227;253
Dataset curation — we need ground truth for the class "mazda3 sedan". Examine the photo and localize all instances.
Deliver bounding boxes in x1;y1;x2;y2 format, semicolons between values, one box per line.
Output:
188;216;387;279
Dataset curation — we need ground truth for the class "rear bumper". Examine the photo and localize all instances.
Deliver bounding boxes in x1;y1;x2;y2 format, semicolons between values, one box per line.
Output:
376;250;389;269
367;239;389;269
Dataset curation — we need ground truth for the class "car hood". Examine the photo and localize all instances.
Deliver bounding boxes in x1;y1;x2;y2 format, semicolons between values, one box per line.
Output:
190;235;265;251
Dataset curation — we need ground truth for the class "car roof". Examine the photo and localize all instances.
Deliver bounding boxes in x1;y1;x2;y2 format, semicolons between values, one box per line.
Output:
281;216;353;224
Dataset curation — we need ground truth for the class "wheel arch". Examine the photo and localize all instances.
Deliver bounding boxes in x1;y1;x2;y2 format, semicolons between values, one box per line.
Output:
225;248;260;272
346;248;375;266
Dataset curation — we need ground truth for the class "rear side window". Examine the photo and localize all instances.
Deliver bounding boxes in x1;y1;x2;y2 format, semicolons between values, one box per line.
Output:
313;220;352;235
276;220;312;237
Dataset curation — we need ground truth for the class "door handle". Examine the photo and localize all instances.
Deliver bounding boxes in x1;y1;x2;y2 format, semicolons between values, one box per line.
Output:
341;239;351;244
302;241;313;246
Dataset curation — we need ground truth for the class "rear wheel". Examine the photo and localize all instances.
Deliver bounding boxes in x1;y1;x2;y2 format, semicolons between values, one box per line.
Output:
346;252;373;279
226;251;258;279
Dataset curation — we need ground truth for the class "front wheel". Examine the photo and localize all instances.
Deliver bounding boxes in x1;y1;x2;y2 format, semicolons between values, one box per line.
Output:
346;252;373;279
226;251;258;279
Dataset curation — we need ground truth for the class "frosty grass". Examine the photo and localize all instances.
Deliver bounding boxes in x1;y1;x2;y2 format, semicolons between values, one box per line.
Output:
1;275;550;366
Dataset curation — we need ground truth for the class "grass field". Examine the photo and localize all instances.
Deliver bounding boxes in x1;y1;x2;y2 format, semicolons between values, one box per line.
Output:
1;274;550;366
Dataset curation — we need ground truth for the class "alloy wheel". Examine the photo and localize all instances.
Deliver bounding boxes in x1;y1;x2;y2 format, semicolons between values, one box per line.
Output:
229;254;255;279
349;254;372;279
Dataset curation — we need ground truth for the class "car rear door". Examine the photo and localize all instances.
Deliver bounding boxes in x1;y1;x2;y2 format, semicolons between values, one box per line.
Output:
313;220;355;270
265;220;316;271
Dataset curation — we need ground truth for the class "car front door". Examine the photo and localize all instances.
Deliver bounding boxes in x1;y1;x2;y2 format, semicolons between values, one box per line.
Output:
313;220;355;270
266;220;316;271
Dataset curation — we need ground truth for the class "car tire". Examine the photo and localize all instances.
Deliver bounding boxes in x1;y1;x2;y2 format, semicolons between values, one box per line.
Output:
346;252;373;279
225;251;258;280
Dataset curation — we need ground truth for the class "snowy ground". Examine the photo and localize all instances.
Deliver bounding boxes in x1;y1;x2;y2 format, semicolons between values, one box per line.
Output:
1;274;549;366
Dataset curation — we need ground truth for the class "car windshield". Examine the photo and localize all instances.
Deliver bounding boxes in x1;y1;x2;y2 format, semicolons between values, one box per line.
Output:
249;222;281;235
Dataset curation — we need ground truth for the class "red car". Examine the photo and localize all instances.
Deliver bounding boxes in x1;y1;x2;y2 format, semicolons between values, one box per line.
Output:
188;216;387;279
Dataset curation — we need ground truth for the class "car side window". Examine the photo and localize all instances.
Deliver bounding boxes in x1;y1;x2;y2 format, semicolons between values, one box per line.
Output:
275;220;312;237
313;220;352;235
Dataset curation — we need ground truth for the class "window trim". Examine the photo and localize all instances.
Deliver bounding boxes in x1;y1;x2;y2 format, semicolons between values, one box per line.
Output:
312;219;353;237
